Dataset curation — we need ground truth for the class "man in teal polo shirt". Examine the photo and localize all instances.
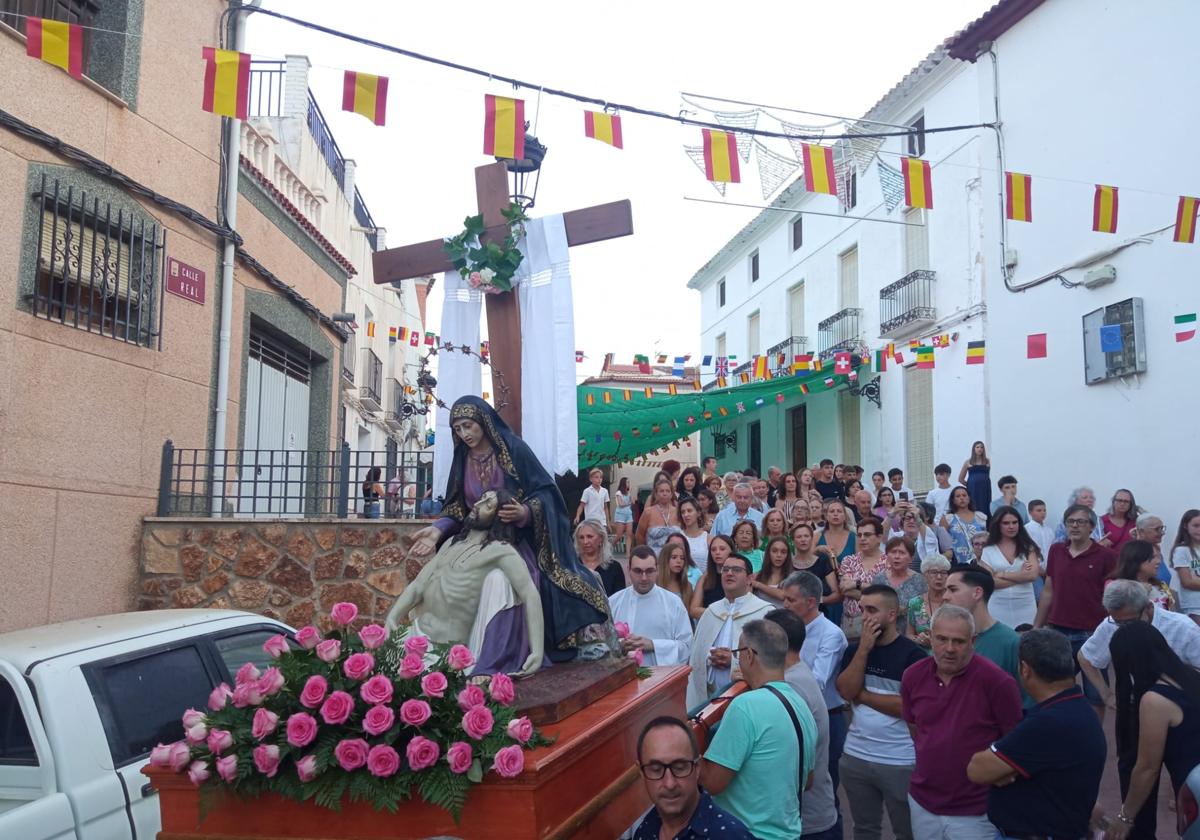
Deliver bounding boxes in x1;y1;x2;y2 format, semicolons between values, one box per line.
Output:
700;619;818;840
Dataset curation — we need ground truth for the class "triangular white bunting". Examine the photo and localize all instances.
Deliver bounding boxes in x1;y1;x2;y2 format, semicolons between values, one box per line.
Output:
779;120;826;162
713;109;758;162
684;146;727;197
877;158;905;212
754;140;800;200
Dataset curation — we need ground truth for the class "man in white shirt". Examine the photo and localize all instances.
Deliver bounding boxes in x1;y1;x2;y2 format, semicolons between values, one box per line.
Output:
923;464;956;519
886;468;914;502
711;484;765;537
609;547;693;667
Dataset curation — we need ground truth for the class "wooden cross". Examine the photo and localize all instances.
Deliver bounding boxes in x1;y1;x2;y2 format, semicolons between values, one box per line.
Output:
373;161;633;435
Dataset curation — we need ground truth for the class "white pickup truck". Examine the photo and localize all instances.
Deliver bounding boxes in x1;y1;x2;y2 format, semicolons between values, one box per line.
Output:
0;609;291;840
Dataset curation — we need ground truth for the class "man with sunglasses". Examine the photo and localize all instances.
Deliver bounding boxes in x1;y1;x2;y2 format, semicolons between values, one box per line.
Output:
632;716;752;840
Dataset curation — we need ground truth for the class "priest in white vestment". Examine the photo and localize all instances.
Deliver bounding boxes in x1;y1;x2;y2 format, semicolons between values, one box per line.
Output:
686;552;773;709
608;548;693;667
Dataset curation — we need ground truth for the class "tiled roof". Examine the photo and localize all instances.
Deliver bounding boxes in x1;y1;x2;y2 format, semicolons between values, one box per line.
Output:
945;0;1047;61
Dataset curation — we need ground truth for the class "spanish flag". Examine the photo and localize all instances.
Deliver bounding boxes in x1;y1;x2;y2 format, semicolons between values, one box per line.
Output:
1093;185;1118;234
753;356;770;380
585;393;595;406
602;391;613;404
342;71;388;126
483;95;525;160
966;341;986;365
201;47;251;119
801;144;837;196
25;17;83;79
366;321;376;338
903;157;933;209
644;387;654;398
1174;196;1198;244
1005;171;1032;222
702;129;740;183
622;389;632;401
584;111;623;149
667;383;678;395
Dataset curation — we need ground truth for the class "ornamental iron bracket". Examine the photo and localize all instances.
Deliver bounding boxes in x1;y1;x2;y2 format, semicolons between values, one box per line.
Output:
847;375;882;409
711;427;738;453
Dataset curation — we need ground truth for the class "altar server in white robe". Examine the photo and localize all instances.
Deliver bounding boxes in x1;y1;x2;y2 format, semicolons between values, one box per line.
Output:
609;546;693;667
686;552;773;709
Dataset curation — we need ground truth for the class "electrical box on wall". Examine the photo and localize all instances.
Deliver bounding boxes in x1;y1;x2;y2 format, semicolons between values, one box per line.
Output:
1082;297;1147;385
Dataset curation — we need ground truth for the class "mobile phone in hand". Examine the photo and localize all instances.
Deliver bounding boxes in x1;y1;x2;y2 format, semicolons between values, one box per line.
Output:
899;491;910;501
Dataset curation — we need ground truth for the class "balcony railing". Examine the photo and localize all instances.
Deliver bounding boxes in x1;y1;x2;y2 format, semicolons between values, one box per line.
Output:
248;60;286;117
307;93;346;186
879;269;937;338
341;330;357;386
354;188;378;251
817;308;863;359
384;379;405;429
360;349;383;409
767;335;809;376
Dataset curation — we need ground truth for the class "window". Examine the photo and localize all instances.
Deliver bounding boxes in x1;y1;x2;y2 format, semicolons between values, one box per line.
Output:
1;1;97;67
715;333;726;361
718;278;726;308
212;629;290;680
747;311;760;358
904;365;934;493
907;113;926;158
749;250;760;282
791;216;803;251
904;208;929;273
787;284;805;338
0;678;36;766
838;247;859;311
843;170;858;211
29;174;163;348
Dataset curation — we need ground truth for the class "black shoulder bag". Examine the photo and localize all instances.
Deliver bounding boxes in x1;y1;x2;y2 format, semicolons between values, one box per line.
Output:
762;684;805;821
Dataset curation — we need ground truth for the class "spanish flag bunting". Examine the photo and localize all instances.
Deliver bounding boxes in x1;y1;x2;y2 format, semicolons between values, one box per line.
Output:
342;71;388;126
703;410;713;419
916;346;935;369
1093;185;1118;233
644;387;654;398
424;331;435;346
602;391;612;404
903;157;933;209
886;342;896;360
622;389;632;401
585;393;595;406
1174;196;1198;244
752;356;770;380
966;340;986;365
739;372;750;384
693;378;702;391
667;383;678;395
483;95;525;160
801;143;837;196
718;406;729;417
583;111;624;148
1005;171;1032;222
702;129;740;183
874;350;888;372
201;47;251;119
716;376;727;388
366;321;376;338
26;17;83;79
812;357;823;373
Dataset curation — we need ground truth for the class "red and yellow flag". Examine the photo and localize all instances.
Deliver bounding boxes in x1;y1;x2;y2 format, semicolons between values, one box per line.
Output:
201;47;251;119
584;111;623;148
25;17;83;79
342;71;388;126
1005;171;1032;222
903;157;933;209
752;356;771;380
1093;185;1118;233
801;144;837;196
702;129;740;183
483;95;525;160
1174;196;1198;244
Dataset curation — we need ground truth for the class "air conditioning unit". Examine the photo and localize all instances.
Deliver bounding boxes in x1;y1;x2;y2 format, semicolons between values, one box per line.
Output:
1082;297;1146;385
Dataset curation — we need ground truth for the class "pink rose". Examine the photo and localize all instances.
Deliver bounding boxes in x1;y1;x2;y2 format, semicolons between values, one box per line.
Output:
358;624;389;650
216;754;238;783
231;681;263;708
168;741;191;773
343;652;375;681
206;728;233;755
253;744;280;777
468;271;483;287
506;716;533;743
406;736;440;771
286;712;318;748
404;635;430;657
360;674;394;705
363;704;395;736
296;754;319;783
489;673;515;705
399;698;432;727
263;634;289;658
447;644;475;672
257;667;285;697
252;708;279;740
335;738;369;771
398;652;425;679
320;691;355;725
235;661;261;686
492;744;525;778
316;639;342;663
456;685;486;710
149;742;173;768
185;721;207;745
629;648;645;667
330;602;359;626
614;621;631;640
421;672;448;699
296;625;321;649
208;683;232;711
462;705;494;740
299;675;329;708
187;759;210;786
446;741;473;774
367;744;401;778
181;708;205;729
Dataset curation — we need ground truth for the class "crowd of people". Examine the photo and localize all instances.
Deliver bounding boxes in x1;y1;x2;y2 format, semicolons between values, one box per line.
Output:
574;448;1200;840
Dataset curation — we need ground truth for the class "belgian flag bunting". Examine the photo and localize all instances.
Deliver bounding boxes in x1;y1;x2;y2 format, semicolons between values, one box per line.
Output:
584;111;624;148
966;341;986;365
342;71;388;126
201;47;251;119
801;144;838;196
903;157;933;209
1005;171;1032;222
483;95;525;160
702;129;740;183
1174;196;1198;244
26;17;83;79
1093;185;1119;233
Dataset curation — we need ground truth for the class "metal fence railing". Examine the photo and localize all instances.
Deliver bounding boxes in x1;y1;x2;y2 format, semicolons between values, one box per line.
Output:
248;61;286;117
879;269;937;337
817;307;863;359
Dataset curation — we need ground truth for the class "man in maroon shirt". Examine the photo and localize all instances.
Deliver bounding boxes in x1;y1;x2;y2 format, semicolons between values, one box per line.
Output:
901;604;1022;839
1033;503;1117;714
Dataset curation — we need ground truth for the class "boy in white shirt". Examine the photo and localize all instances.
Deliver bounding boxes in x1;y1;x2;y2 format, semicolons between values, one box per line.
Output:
1024;499;1054;602
923;464;955;519
576;468;611;530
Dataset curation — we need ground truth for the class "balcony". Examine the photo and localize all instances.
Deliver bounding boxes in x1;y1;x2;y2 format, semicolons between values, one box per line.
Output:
383;379;405;430
359;349;383;410
341;331;357;388
879;270;937;339
817;308;863;359
767;336;808;376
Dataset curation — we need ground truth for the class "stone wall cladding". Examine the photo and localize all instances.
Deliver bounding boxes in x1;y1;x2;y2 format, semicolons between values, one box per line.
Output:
139;518;431;630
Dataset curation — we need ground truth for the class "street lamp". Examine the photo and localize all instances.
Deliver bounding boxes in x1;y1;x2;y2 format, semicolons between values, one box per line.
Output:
497;127;547;210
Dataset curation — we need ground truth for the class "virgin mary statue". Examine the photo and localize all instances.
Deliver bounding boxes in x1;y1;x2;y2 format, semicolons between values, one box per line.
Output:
404;396;611;675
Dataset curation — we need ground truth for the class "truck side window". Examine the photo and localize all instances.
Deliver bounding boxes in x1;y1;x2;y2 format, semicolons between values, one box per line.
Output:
0;678;37;765
212;630;289;680
88;645;213;766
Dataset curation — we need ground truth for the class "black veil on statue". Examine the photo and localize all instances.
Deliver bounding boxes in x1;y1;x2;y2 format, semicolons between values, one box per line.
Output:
442;396;609;662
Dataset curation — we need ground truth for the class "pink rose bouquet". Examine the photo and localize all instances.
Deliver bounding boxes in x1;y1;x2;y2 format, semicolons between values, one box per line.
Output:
614;621;631;639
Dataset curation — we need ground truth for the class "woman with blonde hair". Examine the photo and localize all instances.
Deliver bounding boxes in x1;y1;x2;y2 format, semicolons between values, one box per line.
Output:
657;541;694;610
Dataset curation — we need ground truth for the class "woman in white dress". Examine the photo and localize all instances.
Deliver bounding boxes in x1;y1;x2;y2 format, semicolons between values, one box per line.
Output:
980;504;1042;628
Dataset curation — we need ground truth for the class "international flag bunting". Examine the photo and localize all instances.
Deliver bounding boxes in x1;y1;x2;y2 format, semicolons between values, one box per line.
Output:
1174;196;1199;244
966;340;986;365
673;356;686;376
834;352;852;374
931;334;948;348
753;356;770;380
602;391;612;404
799;383;809;395
754;398;764;407
583;111;623;149
792;354;812;373
703;410;713;420
366;321;376;338
1175;313;1197;343
894;350;904;364
575;350;584;363
585;393;595;406
1005;171;1032;222
342;71;388;126
481;341;490;360
886;343;896;360
656;354;668;364
409;331;420;347
715;357;729;376
775;394;785;403
651;424;662;434
667;384;678;395
388;326;397;342
812;358;823;373
631;427;640;437
735;402;746;414
1093;185;1118;233
622;389;632;401
483;95;525;160
903;157;933;209
801;144;837;196
739;372;750;384
916;346;935;369
848;370;859;383
201;47;251;119
634;353;651;374
718;406;729;417
702;129;740;183
702;355;713;366
717;376;727;388
26;17;83;79
423;331;435;346
823;377;835;388
613;431;621;440
692;379;702;391
644;387;654;398
874;350;888;372
1027;333;1047;359
669;419;680;429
